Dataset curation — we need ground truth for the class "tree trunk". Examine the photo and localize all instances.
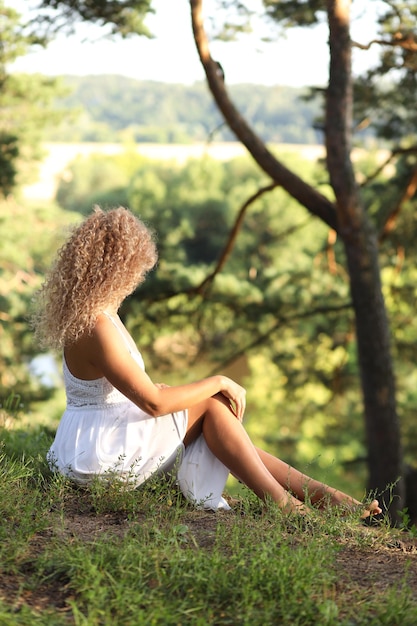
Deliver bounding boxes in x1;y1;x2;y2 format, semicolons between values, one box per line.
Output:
345;223;404;515
189;0;405;519
326;0;404;518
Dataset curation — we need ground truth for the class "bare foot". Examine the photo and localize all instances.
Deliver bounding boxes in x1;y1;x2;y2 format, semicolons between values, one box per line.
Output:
360;499;382;519
280;494;311;516
337;498;382;519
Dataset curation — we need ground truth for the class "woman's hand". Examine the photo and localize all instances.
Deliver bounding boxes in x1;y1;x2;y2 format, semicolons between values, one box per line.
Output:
218;377;246;422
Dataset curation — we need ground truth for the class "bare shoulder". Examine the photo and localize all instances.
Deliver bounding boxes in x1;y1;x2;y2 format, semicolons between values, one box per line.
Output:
85;313;122;353
64;313;118;379
94;311;114;331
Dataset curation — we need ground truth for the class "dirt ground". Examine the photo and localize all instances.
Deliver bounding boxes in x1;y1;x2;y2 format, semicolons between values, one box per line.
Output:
1;501;417;619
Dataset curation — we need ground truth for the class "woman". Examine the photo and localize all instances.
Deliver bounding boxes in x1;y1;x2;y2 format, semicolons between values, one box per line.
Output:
33;206;381;517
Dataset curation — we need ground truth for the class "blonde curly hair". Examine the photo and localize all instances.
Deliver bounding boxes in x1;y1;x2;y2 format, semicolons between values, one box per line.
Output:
32;206;158;349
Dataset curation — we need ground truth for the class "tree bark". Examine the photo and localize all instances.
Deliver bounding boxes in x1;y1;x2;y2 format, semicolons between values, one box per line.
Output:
189;0;405;519
326;0;404;517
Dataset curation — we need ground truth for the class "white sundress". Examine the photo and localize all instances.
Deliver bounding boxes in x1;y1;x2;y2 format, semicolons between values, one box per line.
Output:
47;313;231;510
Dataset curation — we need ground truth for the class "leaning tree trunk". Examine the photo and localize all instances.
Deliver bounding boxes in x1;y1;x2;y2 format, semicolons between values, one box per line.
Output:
326;0;404;518
189;0;405;519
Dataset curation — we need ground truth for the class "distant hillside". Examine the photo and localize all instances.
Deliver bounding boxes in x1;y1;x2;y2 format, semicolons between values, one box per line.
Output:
47;75;322;145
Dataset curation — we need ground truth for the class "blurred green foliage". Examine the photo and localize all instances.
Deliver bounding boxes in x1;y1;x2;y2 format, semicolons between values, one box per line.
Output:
0;1;71;196
0;201;80;407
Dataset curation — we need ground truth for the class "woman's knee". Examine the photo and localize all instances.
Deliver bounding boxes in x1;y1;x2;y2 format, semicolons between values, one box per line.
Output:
207;393;231;414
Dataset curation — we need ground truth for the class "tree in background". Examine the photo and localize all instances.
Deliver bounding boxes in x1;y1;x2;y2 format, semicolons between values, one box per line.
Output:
28;0;152;38
0;2;67;197
188;0;417;521
0;200;81;408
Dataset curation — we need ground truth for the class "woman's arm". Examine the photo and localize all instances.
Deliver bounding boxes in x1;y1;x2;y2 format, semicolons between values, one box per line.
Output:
83;314;246;419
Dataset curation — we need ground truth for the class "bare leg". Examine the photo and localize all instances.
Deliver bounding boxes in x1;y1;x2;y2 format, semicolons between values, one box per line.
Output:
185;396;307;513
255;448;382;517
185;396;381;518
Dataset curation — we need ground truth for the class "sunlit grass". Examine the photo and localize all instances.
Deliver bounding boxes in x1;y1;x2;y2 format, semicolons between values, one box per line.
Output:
0;423;416;626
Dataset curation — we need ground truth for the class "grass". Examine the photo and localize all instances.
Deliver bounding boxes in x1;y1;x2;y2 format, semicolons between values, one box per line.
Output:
0;421;417;626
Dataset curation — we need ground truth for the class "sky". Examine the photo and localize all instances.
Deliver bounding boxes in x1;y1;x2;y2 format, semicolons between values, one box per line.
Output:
10;0;380;87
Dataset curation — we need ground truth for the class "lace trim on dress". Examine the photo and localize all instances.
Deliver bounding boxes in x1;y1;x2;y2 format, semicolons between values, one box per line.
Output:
63;358;127;407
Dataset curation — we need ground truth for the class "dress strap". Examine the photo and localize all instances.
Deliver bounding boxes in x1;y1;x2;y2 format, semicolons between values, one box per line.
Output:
102;312;145;369
102;312;132;351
